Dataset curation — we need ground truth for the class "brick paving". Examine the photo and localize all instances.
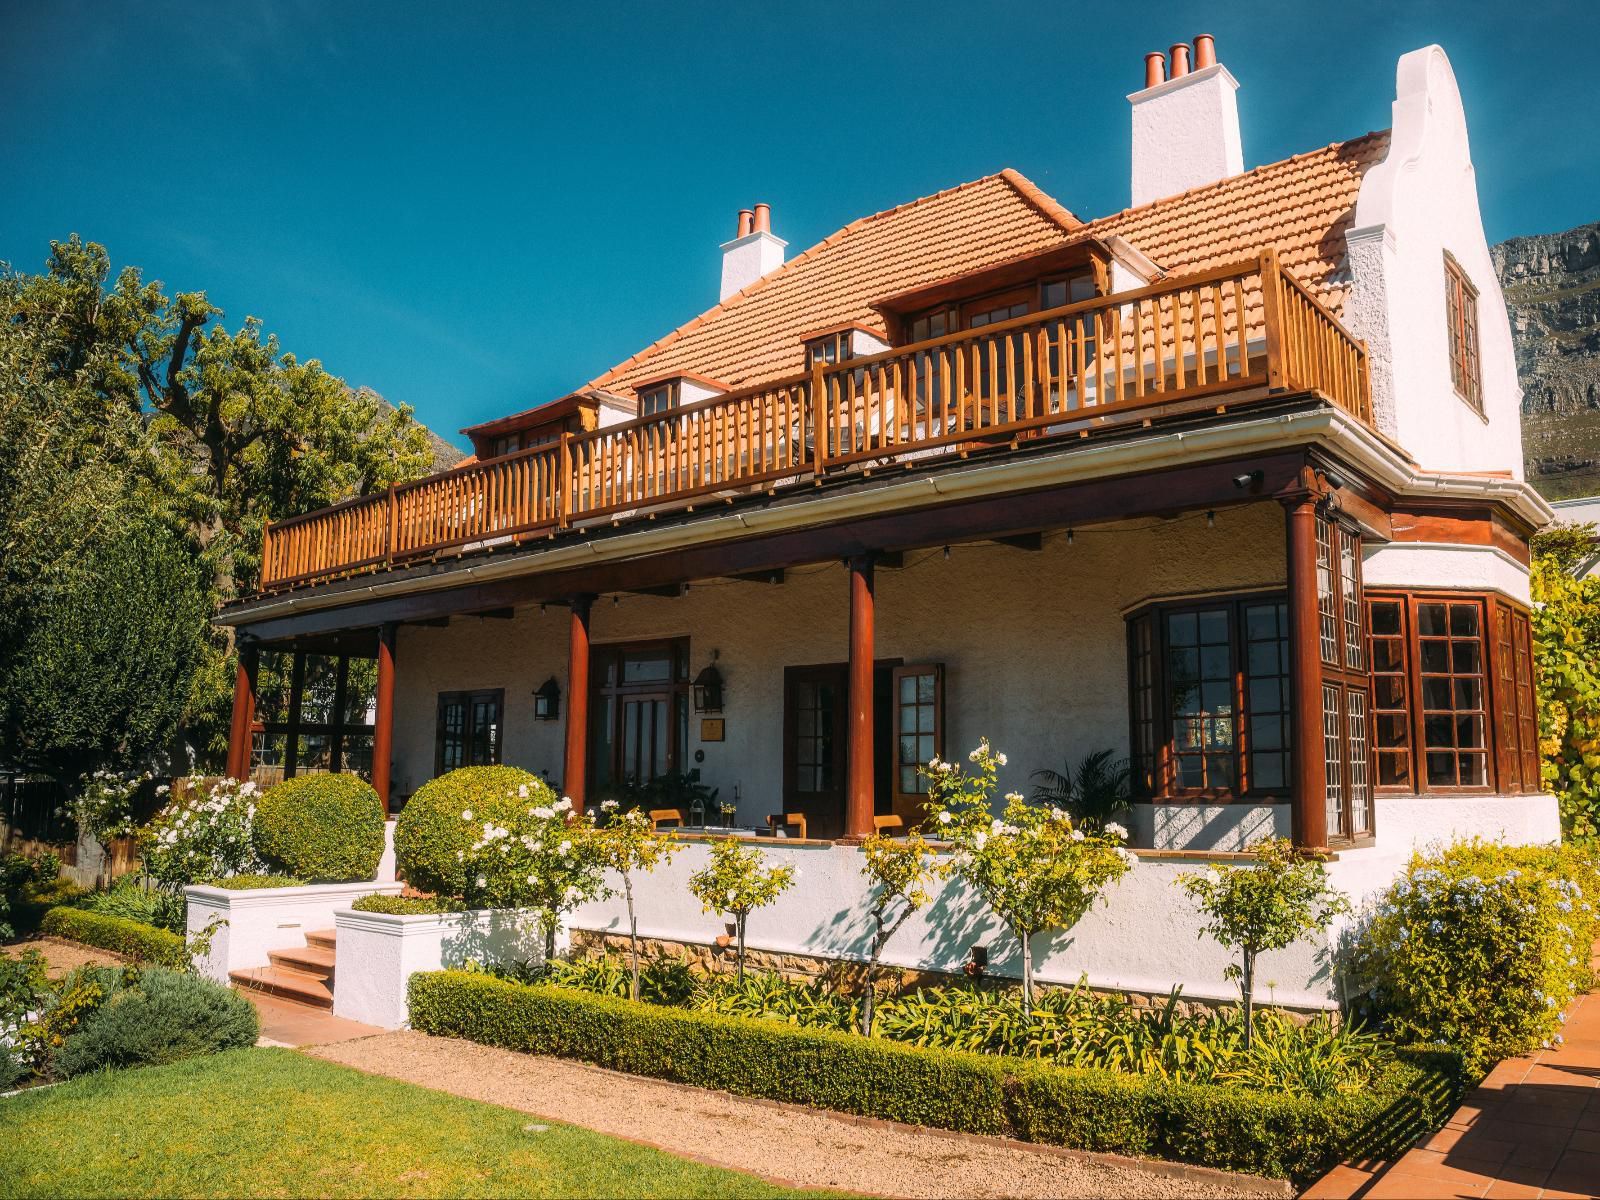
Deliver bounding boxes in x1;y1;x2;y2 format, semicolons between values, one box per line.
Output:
1306;955;1600;1200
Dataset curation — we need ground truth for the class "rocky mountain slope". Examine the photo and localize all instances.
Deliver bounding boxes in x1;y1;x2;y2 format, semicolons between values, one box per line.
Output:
357;386;466;470
1494;221;1600;499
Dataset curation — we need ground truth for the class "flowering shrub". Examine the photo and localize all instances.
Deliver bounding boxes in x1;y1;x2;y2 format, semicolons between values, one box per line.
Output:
1351;840;1600;1072
140;778;264;890
458;789;608;959
926;740;1134;1016
1531;524;1600;840
1178;837;1348;1048
687;839;795;983
71;770;168;845
592;803;679;1000
858;831;939;1034
393;765;546;898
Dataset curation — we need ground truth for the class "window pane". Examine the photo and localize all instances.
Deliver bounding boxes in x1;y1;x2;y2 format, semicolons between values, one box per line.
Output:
344;658;378;726
299;655;339;725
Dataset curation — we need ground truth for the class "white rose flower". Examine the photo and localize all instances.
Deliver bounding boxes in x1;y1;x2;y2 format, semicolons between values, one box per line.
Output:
557;840;572;856
532;806;554;820
1104;822;1129;841
462;809;473;821
554;798;573;813
995;753;1008;766
476;876;487;889
937;811;953;825
600;799;620;812
517;784;529;798
973;832;988;850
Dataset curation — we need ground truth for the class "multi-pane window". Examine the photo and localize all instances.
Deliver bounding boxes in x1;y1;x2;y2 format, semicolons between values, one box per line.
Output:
1315;516;1364;670
1368;598;1414;789
1126;595;1290;799
1444;254;1482;413
1417;598;1489;789
1316;519;1339;662
892;665;943;801
1491;602;1540;793
253;649;378;787
435;689;503;775
1322;685;1346;840
805;331;854;367
639;381;679;417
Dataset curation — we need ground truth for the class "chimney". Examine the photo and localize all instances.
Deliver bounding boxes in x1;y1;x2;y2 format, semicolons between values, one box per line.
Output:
719;203;787;301
1128;34;1243;207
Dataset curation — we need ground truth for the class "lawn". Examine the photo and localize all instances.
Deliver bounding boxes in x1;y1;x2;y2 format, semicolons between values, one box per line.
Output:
0;1047;826;1199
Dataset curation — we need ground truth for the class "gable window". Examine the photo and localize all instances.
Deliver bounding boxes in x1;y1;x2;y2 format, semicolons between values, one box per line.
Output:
891;665;943;802
639;381;679;418
435;689;503;775
1126;594;1290;800
1444;254;1482;413
805;330;855;367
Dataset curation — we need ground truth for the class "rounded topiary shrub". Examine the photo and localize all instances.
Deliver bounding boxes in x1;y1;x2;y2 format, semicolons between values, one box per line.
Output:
253;774;386;883
394;765;552;898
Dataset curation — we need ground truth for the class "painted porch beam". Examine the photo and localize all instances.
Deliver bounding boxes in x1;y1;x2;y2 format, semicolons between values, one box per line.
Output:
234;450;1311;643
845;555;876;841
1283;485;1330;853
726;570;785;585
371;623;397;815
990;532;1044;551
563;596;594;811
225;643;259;782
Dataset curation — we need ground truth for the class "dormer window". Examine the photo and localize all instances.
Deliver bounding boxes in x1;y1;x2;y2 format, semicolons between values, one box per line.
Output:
1444;253;1482;414
1041;272;1099;311
639;380;679;417
805;331;854;367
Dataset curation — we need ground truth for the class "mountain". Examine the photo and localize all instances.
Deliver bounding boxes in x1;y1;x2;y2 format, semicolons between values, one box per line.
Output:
355;386;467;470
1494;221;1600;500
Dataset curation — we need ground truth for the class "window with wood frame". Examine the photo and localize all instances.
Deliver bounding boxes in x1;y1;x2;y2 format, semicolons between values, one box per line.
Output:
252;649;379;787
1315;514;1374;841
804;330;854;367
638;381;679;417
1444;254;1482;413
891;664;943;802
589;639;689;792
435;689;503;775
1126;594;1290;800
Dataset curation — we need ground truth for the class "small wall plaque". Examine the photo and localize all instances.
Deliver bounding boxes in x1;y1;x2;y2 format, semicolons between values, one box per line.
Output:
700;718;725;742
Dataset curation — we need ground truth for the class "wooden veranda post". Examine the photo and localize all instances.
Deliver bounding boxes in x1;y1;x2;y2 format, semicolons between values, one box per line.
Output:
371;623;398;814
226;643;259;782
563;595;594;810
845;555;876;840
1283;486;1329;853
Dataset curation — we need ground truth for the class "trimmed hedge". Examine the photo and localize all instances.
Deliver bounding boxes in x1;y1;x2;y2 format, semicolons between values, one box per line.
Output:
254;775;385;882
349;893;464;915
41;906;187;968
394;766;549;897
409;970;1461;1183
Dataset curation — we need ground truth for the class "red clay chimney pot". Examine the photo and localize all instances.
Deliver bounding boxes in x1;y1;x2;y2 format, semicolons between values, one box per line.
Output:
737;208;754;238
1169;42;1191;78
752;203;771;234
1194;34;1215;69
1144;51;1166;89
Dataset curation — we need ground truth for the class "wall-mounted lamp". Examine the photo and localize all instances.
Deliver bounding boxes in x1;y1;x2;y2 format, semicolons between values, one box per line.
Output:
693;654;724;714
533;676;561;721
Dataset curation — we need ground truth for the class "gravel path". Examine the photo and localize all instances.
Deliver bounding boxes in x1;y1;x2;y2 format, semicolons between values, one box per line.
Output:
311;1030;1281;1199
2;937;126;977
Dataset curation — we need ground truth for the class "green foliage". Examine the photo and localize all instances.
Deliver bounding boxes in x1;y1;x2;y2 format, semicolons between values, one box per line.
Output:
539;955;698;1008
686;839;795;983
71;771;168;845
857;831;938;1034
10;965;126;1078
393;765;545;898
926;740;1134;1014
692;970;860;1032
409;969;1460;1183
1178;837;1348;1047
41;905;188;968
593;804;681;1000
72;875;182;931
1351;840;1600;1073
349;893;464;915
253;773;384;882
204;873;305;890
55;967;258;1077
1531;531;1600;841
2;850;71;939
1029;749;1132;830
140;777;264;890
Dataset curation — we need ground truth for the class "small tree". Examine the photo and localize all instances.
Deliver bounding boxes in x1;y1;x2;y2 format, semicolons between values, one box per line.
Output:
461;794;609;961
687;839;795;984
593;801;680;1001
1178;836;1349;1048
927;740;1135;1017
857;831;938;1035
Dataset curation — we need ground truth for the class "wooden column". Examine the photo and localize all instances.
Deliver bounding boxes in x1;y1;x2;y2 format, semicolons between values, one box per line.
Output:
845;555;876;840
226;643;259;782
563;596;594;810
371;623;398;814
1284;493;1329;853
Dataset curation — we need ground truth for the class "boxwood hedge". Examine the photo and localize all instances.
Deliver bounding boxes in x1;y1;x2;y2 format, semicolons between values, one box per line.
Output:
254;774;385;882
409;969;1461;1184
41;906;187;968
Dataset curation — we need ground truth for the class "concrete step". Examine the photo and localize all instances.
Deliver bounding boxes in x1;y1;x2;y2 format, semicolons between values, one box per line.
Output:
304;928;337;953
267;944;335;978
230;965;334;1010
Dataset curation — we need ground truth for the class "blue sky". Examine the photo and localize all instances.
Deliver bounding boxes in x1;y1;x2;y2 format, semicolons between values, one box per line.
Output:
4;1;1597;450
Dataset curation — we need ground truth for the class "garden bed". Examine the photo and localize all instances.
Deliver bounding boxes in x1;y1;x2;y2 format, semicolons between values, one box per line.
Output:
408;969;1462;1184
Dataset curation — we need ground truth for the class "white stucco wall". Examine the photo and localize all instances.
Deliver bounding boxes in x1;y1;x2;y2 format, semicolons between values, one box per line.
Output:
1361;541;1531;605
1344;46;1523;478
390;503;1290;814
185;880;405;985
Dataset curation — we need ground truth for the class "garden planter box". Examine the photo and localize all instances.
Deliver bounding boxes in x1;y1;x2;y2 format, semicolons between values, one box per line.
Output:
185;880;405;985
331;907;546;1029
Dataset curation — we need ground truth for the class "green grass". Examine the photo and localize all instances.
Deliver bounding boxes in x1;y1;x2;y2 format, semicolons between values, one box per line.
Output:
0;1048;827;1198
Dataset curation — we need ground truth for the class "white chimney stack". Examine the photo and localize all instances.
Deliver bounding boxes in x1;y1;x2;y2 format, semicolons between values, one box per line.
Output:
719;202;786;300
1128;35;1243;207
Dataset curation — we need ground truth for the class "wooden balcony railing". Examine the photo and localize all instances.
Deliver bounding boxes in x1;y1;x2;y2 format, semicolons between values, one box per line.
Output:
258;249;1371;590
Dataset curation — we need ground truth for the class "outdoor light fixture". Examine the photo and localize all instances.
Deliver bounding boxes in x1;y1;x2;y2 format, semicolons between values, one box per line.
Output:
693;655;724;713
1322;468;1348;491
1232;470;1264;489
533;677;561;721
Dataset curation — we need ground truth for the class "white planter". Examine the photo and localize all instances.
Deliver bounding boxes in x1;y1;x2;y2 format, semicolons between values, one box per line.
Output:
185;880;405;985
331;907;547;1029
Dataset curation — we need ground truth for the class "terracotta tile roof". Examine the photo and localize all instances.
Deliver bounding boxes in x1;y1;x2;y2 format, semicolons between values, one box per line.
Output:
579;131;1391;404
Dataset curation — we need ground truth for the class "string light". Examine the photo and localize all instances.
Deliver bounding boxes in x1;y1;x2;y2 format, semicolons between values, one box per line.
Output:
1067;529;1074;545
1206;510;1216;528
942;545;951;559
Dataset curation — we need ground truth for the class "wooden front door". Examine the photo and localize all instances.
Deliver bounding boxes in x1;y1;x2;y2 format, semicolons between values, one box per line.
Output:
783;661;896;840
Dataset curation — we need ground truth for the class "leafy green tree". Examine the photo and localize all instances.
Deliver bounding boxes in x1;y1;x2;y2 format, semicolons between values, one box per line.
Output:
857;831;938;1035
687;840;795;984
1531;523;1600;841
593;802;681;1001
1178;837;1348;1048
927;740;1134;1018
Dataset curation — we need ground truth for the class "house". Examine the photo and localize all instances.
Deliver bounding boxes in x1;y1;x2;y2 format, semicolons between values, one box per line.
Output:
217;38;1558;1005
1548;495;1600;577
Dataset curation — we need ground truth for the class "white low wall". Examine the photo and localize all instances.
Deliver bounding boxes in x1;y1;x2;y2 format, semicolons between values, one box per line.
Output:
185;880;405;985
332;907;545;1029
